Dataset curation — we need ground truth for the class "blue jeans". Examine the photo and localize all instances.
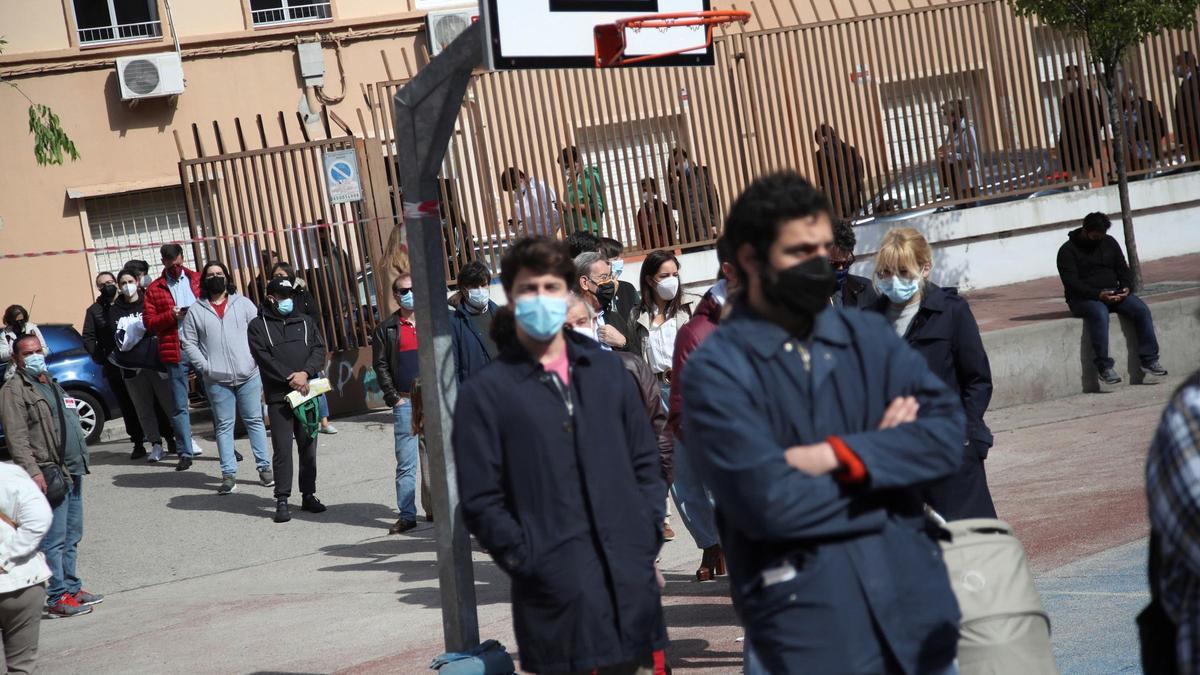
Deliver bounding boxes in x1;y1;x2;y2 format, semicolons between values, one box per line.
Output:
393;401;418;521
1069;294;1161;371
166;357;195;458
42;474;84;603
670;441;720;550
317;393;330;419
207;375;271;476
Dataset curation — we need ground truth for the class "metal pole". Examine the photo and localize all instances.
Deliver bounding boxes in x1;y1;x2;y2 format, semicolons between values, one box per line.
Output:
392;21;483;652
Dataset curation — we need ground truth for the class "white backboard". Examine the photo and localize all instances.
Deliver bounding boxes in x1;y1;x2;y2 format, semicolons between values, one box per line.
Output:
481;0;713;70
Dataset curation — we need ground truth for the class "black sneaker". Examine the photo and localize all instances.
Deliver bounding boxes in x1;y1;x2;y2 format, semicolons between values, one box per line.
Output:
1099;368;1123;385
301;495;327;513
217;474;237;495
175;456;193;472
274;500;291;523
1142;361;1169;377
130;445;148;460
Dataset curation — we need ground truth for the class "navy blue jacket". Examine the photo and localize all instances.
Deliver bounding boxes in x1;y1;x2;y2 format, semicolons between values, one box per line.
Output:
873;284;994;455
449;301;497;384
682;305;964;674
452;330;667;673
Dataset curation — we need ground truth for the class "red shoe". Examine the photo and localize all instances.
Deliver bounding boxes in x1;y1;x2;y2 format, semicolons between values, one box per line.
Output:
45;593;93;619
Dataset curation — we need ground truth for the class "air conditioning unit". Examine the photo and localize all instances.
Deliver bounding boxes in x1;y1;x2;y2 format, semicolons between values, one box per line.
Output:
427;7;478;57
115;53;185;101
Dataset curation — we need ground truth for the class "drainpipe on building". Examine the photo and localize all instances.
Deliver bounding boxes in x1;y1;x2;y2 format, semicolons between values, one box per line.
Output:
163;0;182;58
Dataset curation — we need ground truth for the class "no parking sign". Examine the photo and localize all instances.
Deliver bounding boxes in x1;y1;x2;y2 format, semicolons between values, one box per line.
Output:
323;148;363;204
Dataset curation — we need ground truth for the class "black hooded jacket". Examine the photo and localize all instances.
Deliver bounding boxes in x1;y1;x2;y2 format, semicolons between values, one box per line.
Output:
1056;228;1133;304
247;303;327;404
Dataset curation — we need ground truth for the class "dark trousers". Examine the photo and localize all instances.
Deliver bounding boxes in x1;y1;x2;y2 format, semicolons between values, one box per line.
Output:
923;443;997;521
1069;294;1160;371
0;584;45;675
103;364;144;446
267;402;317;500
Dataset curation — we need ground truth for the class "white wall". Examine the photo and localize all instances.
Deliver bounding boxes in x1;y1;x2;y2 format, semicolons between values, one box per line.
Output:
641;171;1200;293
850;171;1200;290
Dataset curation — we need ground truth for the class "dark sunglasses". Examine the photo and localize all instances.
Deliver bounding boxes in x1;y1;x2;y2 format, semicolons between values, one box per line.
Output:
829;253;856;271
393;287;414;296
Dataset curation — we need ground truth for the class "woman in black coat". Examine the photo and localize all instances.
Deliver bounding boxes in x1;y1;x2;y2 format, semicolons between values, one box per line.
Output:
871;227;997;520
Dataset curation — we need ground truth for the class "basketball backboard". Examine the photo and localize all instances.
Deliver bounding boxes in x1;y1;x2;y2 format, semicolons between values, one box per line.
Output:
480;0;714;70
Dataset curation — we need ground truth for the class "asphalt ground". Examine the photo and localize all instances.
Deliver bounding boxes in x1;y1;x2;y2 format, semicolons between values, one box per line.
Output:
36;372;1184;674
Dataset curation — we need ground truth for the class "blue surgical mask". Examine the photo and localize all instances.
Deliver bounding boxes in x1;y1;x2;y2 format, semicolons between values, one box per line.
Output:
276;298;294;315
515;296;567;342
399;292;415;311
22;354;47;377
610;259;625;280
877;276;921;304
466;288;490;311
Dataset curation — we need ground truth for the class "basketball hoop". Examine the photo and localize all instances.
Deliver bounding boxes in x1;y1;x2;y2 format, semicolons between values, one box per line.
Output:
594;10;751;68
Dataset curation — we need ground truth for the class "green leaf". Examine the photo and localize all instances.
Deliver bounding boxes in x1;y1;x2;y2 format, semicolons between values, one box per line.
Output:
27;104;81;167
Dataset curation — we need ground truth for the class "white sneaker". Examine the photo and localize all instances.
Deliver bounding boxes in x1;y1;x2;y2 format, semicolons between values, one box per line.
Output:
147;444;165;463
191;440;204;456
319;424;339;435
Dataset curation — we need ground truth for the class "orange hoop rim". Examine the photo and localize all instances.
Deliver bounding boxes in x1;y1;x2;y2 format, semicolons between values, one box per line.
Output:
615;10;752;31
594;10;752;68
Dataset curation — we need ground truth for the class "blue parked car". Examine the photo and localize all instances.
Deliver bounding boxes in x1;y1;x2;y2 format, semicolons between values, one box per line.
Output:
0;324;121;445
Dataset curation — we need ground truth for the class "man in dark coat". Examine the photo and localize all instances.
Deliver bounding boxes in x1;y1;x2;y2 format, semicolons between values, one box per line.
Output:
1057;65;1105;181
453;237;667;674
829;221;878;310
813;124;866;222
248;278;328;524
668;147;720;245
82;271;148;459
449;261;498;384
1174;51;1200;164
1057;212;1168;385
682;173;965;674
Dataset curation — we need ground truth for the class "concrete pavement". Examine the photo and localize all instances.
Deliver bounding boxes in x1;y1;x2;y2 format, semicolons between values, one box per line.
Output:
39;372;1185;673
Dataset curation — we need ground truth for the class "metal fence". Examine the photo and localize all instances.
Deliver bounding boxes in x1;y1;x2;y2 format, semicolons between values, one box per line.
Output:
366;0;1200;282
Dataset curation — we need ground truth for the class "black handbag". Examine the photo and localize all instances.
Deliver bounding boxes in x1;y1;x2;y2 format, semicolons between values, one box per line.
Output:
39;462;68;508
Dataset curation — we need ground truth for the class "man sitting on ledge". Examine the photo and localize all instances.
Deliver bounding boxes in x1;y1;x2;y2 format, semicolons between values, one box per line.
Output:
1056;212;1168;385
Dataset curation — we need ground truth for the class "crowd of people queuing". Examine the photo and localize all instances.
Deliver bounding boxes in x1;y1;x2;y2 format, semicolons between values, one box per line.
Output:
0;156;1189;672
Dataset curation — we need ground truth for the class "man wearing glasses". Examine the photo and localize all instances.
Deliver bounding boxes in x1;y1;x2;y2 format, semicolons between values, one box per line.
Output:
829;221;878;310
371;272;421;535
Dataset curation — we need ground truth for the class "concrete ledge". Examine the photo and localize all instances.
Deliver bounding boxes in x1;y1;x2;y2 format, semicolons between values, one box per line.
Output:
987;296;1200;410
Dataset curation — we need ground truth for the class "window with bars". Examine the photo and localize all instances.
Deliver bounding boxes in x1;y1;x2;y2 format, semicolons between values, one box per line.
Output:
249;0;332;26
72;0;162;45
575;114;684;249
86;188;193;275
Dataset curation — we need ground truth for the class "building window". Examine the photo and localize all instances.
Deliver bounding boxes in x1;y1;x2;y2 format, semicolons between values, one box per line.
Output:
87;188;193;275
72;0;163;46
249;0;332;27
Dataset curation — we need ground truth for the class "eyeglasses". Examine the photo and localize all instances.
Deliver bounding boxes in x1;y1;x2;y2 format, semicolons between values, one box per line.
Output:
588;274;612;285
829;253;856;271
393;287;414;296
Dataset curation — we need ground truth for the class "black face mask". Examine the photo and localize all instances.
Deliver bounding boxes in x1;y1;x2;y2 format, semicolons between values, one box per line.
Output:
594;281;616;306
204;276;227;296
761;256;837;322
99;284;118;301
1077;235;1101;251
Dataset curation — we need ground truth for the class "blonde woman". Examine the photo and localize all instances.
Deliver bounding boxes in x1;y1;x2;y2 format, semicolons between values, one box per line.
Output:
871;227;997;520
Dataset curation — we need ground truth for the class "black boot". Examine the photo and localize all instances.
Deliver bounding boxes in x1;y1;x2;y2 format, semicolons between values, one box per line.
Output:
274;499;291;523
130;444;148;460
301;495;327;513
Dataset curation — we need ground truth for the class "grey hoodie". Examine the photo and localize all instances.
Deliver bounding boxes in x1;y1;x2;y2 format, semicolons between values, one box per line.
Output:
179;294;260;386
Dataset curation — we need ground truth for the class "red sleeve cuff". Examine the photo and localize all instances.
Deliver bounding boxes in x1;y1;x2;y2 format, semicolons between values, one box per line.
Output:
827;435;867;484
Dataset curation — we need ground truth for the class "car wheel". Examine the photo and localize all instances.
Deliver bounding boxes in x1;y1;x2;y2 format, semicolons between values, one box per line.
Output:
67;390;105;445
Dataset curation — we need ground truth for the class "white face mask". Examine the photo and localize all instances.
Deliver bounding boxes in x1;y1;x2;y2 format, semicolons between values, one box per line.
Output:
466;287;490;310
121;283;138;298
571;324;598;341
655;276;680;302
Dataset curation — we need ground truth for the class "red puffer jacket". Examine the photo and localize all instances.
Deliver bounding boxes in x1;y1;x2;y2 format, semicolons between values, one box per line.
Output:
667;288;724;441
143;268;201;364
